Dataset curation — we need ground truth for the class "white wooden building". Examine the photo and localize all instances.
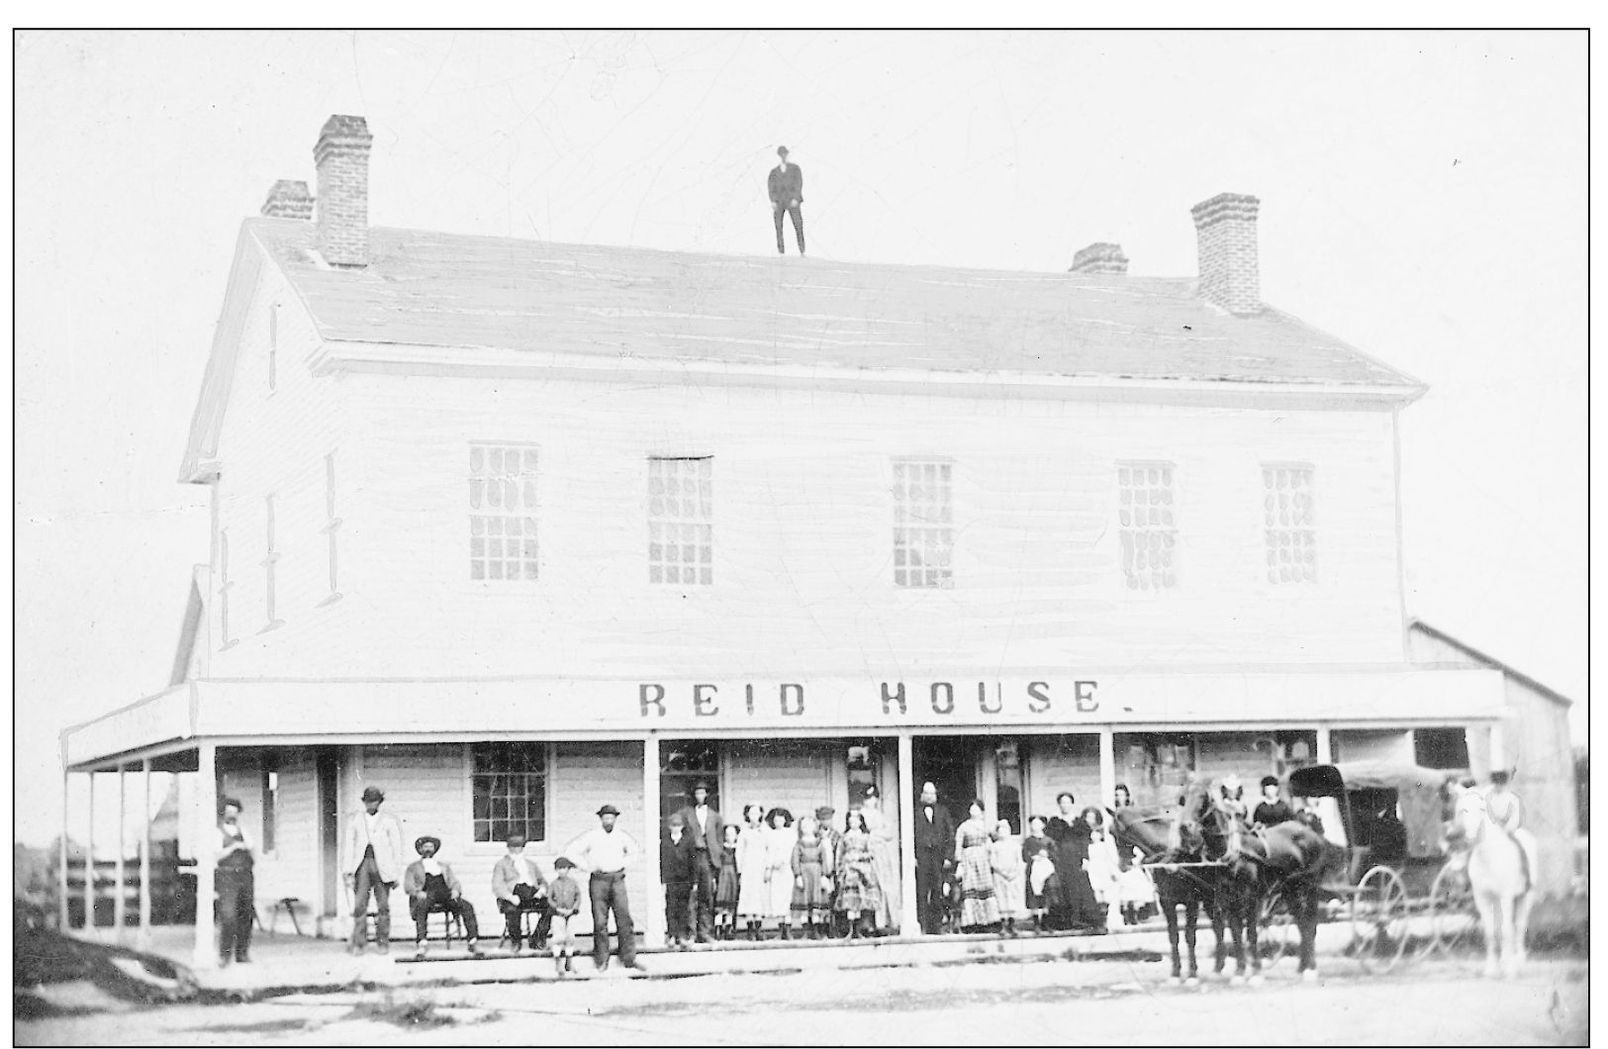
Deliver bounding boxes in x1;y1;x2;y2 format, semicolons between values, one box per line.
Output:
62;115;1535;962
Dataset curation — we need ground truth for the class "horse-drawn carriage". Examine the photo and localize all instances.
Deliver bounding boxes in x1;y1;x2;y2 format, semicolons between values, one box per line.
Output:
1259;762;1477;972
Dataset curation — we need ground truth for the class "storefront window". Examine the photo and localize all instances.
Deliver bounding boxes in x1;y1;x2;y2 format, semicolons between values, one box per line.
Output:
1117;733;1197;808
471;742;548;843
660;741;721;821
1413;728;1469;770
994;739;1023;834
846;742;880;806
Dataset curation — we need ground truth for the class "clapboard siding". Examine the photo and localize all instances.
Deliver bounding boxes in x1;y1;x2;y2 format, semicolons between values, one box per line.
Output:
1025;735;1101;816
336;741;648;937
724;740;835;821
221;371;1408;682
208;253;354;677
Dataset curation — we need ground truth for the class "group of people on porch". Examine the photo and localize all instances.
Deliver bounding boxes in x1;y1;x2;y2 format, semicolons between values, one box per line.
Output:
211;767;1532;969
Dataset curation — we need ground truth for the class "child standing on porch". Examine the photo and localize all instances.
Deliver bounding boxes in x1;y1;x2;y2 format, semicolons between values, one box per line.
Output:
714;823;741;940
546;857;582;976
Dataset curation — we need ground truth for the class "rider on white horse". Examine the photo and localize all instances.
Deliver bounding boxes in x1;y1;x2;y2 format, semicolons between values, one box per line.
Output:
1442;774;1484;872
1484;770;1539;892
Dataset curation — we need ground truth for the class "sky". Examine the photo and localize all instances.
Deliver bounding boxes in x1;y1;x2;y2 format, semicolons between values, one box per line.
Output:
13;29;1587;847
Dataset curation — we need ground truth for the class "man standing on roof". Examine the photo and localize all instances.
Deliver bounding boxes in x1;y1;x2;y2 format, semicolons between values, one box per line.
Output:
768;146;805;256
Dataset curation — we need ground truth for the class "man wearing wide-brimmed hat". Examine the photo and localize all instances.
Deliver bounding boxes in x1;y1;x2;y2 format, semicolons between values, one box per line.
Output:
403;835;481;957
673;780;724;943
342;785;407;954
566;804;644;971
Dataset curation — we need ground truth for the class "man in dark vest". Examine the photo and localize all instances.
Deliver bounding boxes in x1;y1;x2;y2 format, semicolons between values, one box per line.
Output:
912;781;956;935
403;836;481;957
768;146;805;255
215;797;255;966
673;781;724;944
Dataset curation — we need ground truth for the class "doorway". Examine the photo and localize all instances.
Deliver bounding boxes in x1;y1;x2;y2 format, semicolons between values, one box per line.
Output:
315;748;340;919
913;736;981;816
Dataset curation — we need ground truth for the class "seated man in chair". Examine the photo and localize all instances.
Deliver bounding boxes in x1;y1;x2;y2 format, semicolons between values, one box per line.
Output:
492;833;551;952
404;835;481;957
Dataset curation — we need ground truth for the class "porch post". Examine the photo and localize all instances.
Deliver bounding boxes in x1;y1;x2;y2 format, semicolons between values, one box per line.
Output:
641;735;662;946
1098;727;1117;814
86;771;97;930
193;742;218;969
1315;727;1333;764
114;765;127;938
139;759;152;947
59;770;71;930
897;731;918;935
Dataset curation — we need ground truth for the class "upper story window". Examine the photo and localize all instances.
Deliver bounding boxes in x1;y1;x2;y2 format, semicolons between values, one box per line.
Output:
471;742;548;843
469;444;538;581
321;452;342;602
1263;463;1316;584
1117;462;1177;590
648;456;712;585
893;459;954;588
261;495;283;630
218;529;236;648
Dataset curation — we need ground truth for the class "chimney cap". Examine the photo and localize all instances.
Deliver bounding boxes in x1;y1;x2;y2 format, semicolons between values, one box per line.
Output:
1069;242;1129;275
1191;192;1261;229
318;114;372;140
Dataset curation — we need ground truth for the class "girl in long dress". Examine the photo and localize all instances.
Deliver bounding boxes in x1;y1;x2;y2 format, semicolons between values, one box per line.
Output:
763;808;796;939
736;804;769;941
790;816;834;938
1022;815;1055;931
835;810;883;937
714;823;742;939
859;785;901;934
1045;792;1104;931
1082;807;1122;930
989;818;1025;936
954;800;1002;931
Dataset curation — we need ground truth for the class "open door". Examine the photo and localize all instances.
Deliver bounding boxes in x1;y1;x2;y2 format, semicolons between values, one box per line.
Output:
315;748;340;922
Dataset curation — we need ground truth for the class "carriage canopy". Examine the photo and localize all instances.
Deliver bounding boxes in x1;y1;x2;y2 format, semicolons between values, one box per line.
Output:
1287;762;1450;861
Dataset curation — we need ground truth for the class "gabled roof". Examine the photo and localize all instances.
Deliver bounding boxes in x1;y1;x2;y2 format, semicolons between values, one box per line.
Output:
1409;619;1573;708
182;217;1424;481
250;218;1422;389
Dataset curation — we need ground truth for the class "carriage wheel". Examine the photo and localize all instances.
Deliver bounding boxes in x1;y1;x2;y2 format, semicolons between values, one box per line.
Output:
1428;865;1480;958
1258;890;1294;970
1351;866;1409;972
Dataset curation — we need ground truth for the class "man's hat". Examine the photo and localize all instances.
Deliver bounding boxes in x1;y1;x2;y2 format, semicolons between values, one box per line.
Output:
689;781;711;795
414;835;441;855
597;803;621;817
814;805;836;820
361;786;385;803
777;145;789;157
553;856;577;870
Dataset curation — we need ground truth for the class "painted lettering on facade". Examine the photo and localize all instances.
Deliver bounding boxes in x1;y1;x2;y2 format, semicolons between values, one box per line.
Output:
639;680;1098;719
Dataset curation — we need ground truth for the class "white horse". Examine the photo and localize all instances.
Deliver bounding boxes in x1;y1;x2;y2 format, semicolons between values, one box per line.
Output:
1456;803;1533;978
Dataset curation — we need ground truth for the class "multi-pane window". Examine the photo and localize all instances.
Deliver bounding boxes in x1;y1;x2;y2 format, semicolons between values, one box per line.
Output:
261;495;282;628
648;457;713;586
218;529;235;648
469;445;539;581
1263;464;1316;584
893;460;953;588
659;741;720;823
1117;463;1178;590
471;742;548;843
322;453;342;601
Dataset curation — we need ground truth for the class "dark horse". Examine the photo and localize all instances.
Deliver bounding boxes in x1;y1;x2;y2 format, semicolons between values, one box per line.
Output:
1196;779;1349;980
1111;799;1224;984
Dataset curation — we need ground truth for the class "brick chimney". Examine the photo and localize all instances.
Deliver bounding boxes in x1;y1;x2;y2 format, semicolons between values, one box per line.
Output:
1190;192;1261;315
313;114;373;268
259;179;313;220
1068;242;1129;275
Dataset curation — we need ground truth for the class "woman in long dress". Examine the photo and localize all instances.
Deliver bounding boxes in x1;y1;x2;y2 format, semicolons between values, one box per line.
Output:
1045;792;1104;931
790;816;833;938
763;808;796;939
835;811;883;937
989;818;1025;936
736;804;769;941
859;785;901;934
954;800;1001;931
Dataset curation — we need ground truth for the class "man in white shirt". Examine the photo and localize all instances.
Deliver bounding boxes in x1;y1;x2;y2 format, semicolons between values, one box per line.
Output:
491;833;550;952
567;804;643;971
341;786;407;954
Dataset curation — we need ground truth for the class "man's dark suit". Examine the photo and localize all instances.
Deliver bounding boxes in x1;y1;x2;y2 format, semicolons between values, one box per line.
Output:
767;163;805;254
912;802;956;935
673;804;724;941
